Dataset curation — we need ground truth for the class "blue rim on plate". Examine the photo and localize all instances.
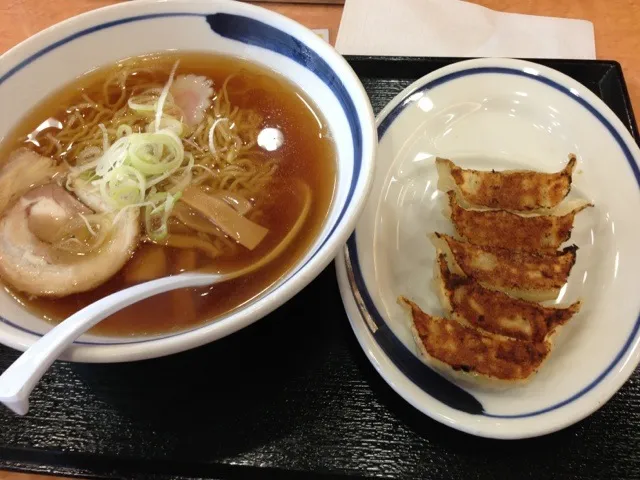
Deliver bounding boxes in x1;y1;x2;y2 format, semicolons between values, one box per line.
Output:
0;12;363;345
344;65;640;419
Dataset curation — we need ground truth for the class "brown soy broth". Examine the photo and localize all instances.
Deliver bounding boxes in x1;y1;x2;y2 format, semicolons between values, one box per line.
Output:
0;52;336;336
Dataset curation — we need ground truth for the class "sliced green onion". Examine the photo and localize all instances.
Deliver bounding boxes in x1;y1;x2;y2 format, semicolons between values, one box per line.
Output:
128;87;163;112
155;60;179;134
75;127;192;239
67;62;200;242
127;130;184;176
145;116;184;136
117;124;134;138
95;136;130;176
97;165;146;209
145;191;181;241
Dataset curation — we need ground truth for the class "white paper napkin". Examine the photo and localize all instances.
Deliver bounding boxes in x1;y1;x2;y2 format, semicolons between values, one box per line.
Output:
336;0;595;59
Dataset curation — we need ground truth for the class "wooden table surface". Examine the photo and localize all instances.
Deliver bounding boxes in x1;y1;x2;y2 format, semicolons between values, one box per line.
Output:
0;0;639;479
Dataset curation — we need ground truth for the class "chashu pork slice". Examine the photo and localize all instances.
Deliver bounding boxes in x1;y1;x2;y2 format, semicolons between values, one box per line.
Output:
446;191;591;253
399;297;550;383
0;152;139;297
0;148;62;213
433;254;581;342
436;155;577;212
431;233;577;302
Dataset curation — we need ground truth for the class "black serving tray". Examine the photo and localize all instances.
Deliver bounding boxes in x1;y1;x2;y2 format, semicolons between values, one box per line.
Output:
1;57;639;480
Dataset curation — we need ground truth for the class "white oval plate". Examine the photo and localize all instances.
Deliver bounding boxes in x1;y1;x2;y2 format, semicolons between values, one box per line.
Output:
335;58;640;439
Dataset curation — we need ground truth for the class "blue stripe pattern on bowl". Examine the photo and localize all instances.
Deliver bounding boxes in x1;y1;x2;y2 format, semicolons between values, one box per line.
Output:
0;12;364;345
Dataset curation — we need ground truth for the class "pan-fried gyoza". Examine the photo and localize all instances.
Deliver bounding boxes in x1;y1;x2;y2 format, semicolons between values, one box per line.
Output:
399;297;551;383
432;233;578;302
436;155;577;212
446;191;591;252
433;254;581;342
400;154;589;384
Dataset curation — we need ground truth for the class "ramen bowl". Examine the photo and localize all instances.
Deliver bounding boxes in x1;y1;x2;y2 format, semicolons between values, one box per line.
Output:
0;0;376;362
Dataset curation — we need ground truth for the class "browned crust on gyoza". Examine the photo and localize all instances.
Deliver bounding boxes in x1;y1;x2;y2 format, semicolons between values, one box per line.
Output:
447;191;591;252
399;297;549;382
432;233;578;302
434;254;581;342
436;155;577;211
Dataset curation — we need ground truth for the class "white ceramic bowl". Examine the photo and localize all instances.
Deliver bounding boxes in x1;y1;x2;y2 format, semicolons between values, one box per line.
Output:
0;0;376;362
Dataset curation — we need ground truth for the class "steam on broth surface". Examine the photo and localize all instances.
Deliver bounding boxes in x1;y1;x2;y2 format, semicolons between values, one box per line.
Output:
0;52;336;336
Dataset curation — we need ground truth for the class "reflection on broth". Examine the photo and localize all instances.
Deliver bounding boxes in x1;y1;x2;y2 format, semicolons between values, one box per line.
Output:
0;52;336;336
